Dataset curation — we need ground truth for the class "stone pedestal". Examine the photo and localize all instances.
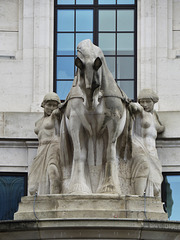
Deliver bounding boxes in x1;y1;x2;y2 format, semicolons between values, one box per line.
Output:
14;194;167;221
2;194;179;240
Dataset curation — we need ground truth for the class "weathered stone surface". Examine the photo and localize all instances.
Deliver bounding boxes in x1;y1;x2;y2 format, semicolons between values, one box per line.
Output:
14;194;167;221
1;218;180;240
130;89;164;197
0;112;41;139
28;93;62;195
59;39;131;195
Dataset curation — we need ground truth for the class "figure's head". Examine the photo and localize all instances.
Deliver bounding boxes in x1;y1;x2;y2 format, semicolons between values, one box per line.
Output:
41;92;61;116
138;89;159;113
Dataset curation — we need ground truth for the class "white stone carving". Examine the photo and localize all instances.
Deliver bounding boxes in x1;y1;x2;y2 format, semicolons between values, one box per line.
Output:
28;92;62;195
28;43;165;199
130;89;165;197
59;39;131;195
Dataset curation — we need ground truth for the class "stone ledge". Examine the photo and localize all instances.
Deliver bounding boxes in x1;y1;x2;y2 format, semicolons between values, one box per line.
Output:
14;194;167;221
0;111;180;139
0;219;180;240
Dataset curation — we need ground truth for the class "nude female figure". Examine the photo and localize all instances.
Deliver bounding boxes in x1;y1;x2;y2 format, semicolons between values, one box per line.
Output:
130;89;164;197
28;92;62;195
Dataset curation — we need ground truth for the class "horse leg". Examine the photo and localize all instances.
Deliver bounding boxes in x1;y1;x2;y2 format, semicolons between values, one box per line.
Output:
99;122;121;194
99;109;126;194
48;164;61;194
68;113;92;194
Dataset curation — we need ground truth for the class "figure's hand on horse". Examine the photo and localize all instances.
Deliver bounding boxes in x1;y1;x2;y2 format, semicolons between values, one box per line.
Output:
129;102;143;115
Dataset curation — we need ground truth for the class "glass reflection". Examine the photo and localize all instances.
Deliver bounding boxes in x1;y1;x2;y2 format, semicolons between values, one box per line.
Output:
57;10;74;32
117;10;134;31
57;57;74;79
99;33;115;55
57;33;74;55
99;10;115;31
76;0;93;4
99;0;116;4
105;57;115;78
57;0;75;4
76;10;93;31
117;80;134;99
117;57;134;79
56;81;73;100
165;175;180;221
117;33;134;55
117;0;135;4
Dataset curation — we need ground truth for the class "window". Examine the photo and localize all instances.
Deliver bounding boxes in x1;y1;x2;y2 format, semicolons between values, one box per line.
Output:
162;172;180;221
0;173;27;220
54;0;137;101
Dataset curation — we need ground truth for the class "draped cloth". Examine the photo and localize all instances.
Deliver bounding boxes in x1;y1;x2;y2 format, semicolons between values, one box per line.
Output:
131;132;163;196
28;137;61;195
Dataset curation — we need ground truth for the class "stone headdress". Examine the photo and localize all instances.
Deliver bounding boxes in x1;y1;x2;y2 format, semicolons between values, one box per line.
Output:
41;92;61;108
138;89;159;103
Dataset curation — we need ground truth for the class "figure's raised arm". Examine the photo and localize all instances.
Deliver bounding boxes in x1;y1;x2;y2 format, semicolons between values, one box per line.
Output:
129;102;143;116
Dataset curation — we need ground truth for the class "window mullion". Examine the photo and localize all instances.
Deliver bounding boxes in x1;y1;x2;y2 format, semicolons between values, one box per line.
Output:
94;6;98;45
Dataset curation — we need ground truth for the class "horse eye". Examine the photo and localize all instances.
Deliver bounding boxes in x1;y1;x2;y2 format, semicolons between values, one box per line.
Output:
93;57;102;71
75;57;84;70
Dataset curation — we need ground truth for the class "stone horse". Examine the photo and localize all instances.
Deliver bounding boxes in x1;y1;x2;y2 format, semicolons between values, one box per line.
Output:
59;39;130;194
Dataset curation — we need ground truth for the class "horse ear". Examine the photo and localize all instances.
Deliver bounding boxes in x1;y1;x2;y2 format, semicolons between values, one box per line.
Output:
93;57;102;71
75;57;84;70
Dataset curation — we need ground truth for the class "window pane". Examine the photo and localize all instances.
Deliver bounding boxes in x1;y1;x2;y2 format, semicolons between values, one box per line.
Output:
76;0;93;4
57;57;74;79
99;33;115;55
117;57;134;79
117;33;134;55
57;0;75;4
57;33;74;55
76;33;93;51
99;10;115;31
105;57;115;78
164;175;180;221
117;80;134;99
57;81;73;100
99;0;116;4
0;175;26;220
117;0;135;4
117;10;134;31
57;10;74;32
76;10;93;31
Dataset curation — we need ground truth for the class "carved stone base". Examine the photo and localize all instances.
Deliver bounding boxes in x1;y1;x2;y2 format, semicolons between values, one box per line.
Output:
14;194;167;221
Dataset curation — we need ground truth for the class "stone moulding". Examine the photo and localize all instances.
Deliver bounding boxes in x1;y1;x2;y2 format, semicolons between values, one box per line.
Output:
14;194;167;221
0;219;180;240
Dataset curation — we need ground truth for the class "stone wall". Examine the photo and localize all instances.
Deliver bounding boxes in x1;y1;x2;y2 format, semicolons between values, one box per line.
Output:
0;0;54;112
0;111;179;175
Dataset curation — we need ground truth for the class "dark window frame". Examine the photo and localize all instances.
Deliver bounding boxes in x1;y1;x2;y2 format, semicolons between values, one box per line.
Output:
0;172;28;220
54;0;137;101
0;172;28;195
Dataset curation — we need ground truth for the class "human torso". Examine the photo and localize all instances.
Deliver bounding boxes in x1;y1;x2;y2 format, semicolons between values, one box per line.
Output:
34;116;56;144
133;111;159;151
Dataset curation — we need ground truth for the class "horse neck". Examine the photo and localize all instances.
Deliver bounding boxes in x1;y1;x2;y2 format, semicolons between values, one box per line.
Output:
100;66;121;97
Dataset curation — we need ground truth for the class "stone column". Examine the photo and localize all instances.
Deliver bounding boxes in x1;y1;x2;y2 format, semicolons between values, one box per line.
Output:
30;0;54;111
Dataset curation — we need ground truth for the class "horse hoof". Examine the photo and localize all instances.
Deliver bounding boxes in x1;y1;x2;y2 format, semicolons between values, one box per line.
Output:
98;184;121;194
68;183;92;195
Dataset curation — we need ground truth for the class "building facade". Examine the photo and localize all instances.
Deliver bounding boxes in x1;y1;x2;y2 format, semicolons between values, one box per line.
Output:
0;0;180;221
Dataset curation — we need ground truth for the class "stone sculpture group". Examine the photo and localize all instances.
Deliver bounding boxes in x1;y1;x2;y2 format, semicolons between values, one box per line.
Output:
28;39;164;198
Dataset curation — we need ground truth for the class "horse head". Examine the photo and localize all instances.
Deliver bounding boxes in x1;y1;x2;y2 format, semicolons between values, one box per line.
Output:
75;40;103;109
